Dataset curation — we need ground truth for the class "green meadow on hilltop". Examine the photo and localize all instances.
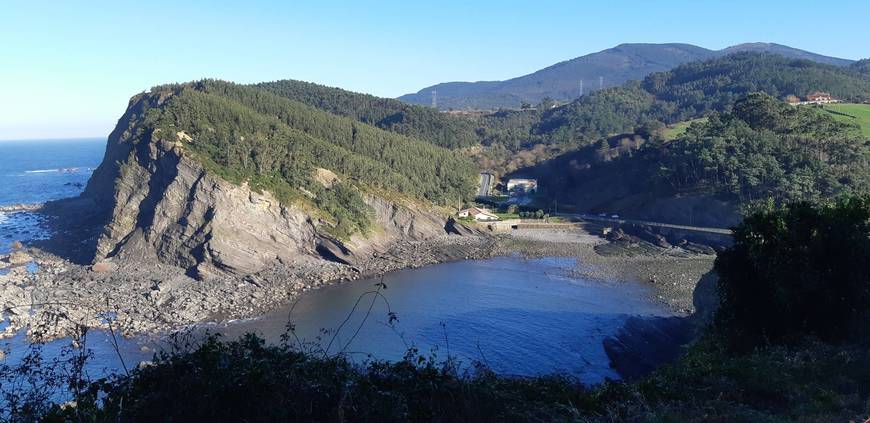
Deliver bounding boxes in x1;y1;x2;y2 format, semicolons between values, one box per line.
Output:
822;103;870;137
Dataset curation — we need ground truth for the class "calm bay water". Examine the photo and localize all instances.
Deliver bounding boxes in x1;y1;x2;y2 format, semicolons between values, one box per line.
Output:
0;138;677;385
211;257;674;383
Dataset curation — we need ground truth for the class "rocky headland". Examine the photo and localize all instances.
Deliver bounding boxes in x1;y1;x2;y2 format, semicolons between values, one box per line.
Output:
0;87;720;345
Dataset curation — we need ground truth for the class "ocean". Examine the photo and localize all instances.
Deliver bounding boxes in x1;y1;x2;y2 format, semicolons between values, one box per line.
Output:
0;138;105;254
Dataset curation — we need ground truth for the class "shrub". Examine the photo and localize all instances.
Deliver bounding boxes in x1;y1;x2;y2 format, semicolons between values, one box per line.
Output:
714;196;870;348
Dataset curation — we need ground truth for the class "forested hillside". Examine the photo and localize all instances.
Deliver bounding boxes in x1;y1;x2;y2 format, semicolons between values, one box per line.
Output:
255;80;481;149
141;81;477;238
643;53;870;119
399;42;854;110
399;43;713;109
518;93;869;225
852;58;870;75
532;53;870;148
658;93;869;203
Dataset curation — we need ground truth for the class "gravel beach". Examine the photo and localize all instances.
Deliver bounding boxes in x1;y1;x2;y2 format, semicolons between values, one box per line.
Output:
0;225;717;342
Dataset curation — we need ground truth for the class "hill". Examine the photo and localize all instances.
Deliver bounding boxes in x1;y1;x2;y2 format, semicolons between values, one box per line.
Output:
515;93;870;226
399;43;854;110
531;53;870;148
254;79;481;149
78;80;479;278
851;58;870;75
719;42;854;66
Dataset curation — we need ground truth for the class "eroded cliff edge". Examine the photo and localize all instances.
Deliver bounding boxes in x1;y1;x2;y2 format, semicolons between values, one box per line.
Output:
3;90;489;339
70;92;476;280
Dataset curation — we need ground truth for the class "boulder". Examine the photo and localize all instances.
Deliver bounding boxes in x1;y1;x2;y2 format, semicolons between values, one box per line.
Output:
91;261;117;273
7;251;32;265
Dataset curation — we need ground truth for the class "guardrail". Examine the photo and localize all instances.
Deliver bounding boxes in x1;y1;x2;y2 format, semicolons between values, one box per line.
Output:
566;213;733;235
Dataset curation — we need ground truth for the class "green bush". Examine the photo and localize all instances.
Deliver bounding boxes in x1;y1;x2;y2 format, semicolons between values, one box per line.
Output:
714;195;870;347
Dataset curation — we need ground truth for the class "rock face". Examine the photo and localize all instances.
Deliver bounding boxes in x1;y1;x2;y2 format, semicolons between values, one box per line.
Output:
80;93;468;279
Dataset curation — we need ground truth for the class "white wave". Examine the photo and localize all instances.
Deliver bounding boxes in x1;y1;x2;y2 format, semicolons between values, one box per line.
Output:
23;167;89;175
0;212;6;224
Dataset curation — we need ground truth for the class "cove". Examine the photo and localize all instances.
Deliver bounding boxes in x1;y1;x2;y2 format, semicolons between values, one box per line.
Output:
1;257;683;386
211;256;679;384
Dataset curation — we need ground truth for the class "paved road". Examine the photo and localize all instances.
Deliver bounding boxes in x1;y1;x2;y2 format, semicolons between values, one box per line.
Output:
477;173;492;197
561;213;733;235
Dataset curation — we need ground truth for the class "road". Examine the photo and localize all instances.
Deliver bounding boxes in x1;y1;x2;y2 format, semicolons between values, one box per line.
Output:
561;213;733;235
477;173;492;197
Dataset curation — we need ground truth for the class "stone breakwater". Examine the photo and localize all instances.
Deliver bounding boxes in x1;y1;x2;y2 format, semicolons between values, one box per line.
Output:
0;226;716;343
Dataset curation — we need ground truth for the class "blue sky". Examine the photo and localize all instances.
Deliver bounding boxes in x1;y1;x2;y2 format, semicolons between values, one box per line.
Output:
1;0;868;140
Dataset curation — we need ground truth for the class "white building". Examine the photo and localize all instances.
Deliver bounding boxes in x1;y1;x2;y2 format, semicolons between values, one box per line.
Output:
458;207;500;221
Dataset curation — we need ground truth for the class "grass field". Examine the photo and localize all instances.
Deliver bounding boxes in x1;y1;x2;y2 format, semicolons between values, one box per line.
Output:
822;103;870;138
662;118;707;140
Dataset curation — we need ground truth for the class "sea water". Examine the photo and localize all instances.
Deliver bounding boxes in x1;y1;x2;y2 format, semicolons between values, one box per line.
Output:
0;138;104;254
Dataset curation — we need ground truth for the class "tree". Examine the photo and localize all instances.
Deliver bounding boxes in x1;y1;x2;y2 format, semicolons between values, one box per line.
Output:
714;196;870;348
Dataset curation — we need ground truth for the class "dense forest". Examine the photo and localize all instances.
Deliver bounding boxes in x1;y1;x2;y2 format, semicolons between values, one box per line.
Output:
468;52;870;188
254;80;481;149
643;52;870;118
141;81;477;238
852;58;870;75
482;53;870;156
657;93;869;203
517;93;869;224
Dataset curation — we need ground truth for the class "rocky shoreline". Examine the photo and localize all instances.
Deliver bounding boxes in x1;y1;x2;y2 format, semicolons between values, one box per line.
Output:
1;225;716;343
493;228;717;314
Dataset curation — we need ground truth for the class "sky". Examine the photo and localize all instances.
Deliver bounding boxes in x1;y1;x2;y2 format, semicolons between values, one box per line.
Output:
1;0;869;140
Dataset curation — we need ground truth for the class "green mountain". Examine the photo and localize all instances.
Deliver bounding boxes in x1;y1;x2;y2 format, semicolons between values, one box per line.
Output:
79;79;480;276
719;42;854;66
516;93;870;226
254;79;481;149
399;43;714;109
533;53;870;147
149;80;476;208
398;43;855;110
851;58;870;75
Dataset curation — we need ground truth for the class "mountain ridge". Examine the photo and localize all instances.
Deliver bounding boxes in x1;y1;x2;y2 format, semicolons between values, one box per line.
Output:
399;42;856;109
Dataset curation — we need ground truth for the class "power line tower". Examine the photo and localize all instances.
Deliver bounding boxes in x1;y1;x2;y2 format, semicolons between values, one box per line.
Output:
431;89;437;108
599;76;604;90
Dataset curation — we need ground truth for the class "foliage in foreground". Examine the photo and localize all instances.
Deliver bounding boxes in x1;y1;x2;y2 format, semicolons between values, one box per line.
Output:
4;197;870;422
715;195;870;348
2;334;866;422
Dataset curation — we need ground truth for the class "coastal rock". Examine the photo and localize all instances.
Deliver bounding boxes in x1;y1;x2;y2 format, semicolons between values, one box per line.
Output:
7;251;32;266
74;93;467;280
91;261;117;273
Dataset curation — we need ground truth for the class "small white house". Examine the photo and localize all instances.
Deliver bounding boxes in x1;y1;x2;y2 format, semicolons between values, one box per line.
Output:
458;207;500;221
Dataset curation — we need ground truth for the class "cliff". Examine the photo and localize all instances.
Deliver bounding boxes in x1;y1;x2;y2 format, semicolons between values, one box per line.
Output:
75;89;476;280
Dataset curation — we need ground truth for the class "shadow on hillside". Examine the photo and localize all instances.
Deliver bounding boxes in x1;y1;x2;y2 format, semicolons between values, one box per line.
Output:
31;196;107;265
